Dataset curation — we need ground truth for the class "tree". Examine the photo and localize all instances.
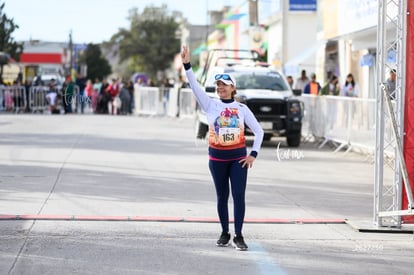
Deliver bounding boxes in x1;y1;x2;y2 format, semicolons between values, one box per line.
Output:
79;43;111;81
0;2;24;80
112;5;181;80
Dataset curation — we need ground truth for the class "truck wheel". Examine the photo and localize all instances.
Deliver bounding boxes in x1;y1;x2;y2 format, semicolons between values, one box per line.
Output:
263;134;273;141
195;120;208;139
287;133;301;147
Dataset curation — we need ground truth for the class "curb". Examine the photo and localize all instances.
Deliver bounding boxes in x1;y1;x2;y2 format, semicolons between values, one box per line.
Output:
345;219;414;234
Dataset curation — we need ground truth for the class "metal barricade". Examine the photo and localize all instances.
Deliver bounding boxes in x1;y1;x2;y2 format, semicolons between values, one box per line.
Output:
178;88;196;118
167;87;178;117
347;97;377;151
134;87;163;116
29;86;49;113
319;96;352;150
67;85;83;114
0;85;27;113
12;86;27;113
0;83;384;159
302;94;379;155
28;86;77;114
300;95;319;140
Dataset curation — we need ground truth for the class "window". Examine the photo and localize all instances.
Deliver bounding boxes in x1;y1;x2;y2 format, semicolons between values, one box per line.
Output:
233;72;288;91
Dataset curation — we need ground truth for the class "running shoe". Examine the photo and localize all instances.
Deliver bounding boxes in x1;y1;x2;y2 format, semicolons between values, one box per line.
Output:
216;232;231;247
233;235;248;251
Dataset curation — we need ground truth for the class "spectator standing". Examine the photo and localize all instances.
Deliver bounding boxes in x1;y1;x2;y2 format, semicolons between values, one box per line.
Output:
387;69;396;100
147;78;154;87
127;81;134;114
24;79;32;112
62;76;75;114
96;79;110;114
320;75;340;96
303;73;321;95
46;78;58;114
4;83;13;111
33;77;43;86
84;79;94;111
135;78;145;87
92;78;102;112
293;70;310;92
93;78;102;94
341;73;359;97
75;73;86;113
320;75;340;130
107;78;120;115
118;82;131;115
0;78;4;112
12;79;24;113
286;75;294;89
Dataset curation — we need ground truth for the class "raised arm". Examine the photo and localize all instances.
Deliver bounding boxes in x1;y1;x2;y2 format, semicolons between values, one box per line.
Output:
181;45;212;111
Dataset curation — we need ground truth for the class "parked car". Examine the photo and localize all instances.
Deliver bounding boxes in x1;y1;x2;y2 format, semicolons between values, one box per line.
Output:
33;74;64;90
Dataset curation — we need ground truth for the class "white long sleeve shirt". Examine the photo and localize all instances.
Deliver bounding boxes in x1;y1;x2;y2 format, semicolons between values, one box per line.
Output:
185;66;264;160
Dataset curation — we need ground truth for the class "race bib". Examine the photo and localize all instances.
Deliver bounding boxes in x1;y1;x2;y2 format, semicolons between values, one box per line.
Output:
218;127;240;146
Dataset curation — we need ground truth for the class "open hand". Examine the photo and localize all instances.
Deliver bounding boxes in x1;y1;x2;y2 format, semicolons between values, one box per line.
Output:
239;155;256;168
181;45;190;64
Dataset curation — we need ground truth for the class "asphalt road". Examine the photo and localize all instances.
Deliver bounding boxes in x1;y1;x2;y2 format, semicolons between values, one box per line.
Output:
0;114;413;275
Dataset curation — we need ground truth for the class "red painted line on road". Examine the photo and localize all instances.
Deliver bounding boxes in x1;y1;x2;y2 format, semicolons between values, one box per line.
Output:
129;216;183;222
244;218;345;224
74;215;130;221
294;218;345;224
185;217;220;223
18;214;74;220
245;218;293;223
0;215;346;224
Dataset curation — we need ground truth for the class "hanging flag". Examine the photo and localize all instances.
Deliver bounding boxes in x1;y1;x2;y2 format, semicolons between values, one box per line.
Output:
192;44;207;55
225;13;246;21
216;13;246;29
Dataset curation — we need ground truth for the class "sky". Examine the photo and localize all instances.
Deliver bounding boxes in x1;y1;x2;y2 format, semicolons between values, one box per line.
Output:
4;0;244;44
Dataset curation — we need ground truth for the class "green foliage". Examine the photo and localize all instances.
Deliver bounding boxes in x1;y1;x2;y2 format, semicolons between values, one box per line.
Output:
80;43;111;81
0;1;23;81
112;5;181;79
0;2;23;62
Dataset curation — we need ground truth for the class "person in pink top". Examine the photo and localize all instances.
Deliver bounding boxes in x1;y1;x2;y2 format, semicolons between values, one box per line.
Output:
107;78;120;114
84;79;94;110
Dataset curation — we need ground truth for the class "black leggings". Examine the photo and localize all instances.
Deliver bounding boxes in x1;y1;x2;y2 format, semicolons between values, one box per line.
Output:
209;159;248;236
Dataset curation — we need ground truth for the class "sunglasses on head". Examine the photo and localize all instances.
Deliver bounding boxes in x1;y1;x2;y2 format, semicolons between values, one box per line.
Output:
215;74;232;81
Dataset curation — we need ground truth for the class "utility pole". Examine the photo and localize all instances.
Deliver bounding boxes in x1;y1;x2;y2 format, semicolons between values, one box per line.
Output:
249;0;258;26
69;30;73;76
205;0;209;46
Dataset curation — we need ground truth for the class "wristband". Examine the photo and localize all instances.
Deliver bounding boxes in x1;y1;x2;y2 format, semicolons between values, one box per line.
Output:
183;63;191;70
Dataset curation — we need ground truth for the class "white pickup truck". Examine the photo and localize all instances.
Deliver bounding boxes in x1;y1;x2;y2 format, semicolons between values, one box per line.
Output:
195;51;303;147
